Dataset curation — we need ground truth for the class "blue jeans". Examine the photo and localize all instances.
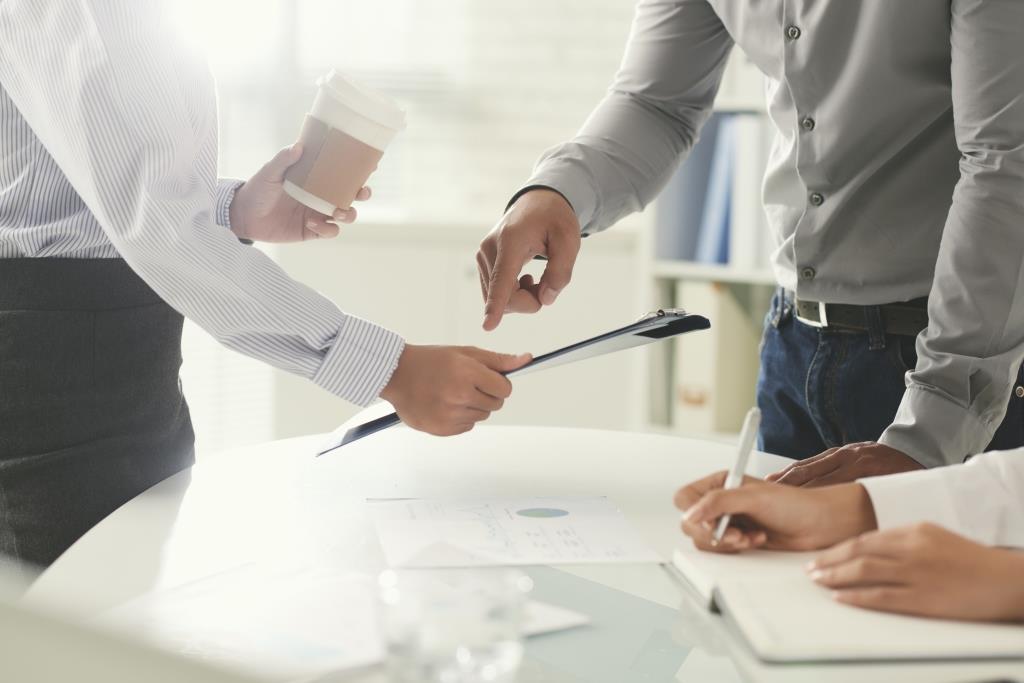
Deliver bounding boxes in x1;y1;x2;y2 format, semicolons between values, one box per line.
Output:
756;290;1024;461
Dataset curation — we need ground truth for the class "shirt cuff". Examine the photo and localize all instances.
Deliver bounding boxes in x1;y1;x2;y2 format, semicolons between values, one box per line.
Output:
878;385;995;468
215;178;244;230
859;467;962;534
311;315;405;407
520;159;599;235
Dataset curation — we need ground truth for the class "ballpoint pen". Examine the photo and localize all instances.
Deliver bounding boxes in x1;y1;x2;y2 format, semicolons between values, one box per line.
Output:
712;407;761;546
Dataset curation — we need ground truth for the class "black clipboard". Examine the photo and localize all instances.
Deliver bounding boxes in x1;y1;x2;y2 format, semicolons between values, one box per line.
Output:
317;309;710;455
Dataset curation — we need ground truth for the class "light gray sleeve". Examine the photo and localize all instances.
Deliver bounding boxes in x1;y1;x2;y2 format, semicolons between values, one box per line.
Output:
880;0;1024;467
522;0;734;235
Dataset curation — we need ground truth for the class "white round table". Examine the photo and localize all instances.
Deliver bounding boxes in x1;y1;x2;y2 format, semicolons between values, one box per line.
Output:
26;425;1023;683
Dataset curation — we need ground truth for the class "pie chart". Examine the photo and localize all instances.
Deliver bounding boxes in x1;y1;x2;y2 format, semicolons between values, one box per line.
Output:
516;507;570;519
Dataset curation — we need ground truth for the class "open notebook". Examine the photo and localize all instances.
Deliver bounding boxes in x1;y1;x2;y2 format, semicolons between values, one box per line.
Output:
671;543;1024;663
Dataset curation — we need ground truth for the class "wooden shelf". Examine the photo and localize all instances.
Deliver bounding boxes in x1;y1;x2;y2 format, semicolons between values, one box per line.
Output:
651;260;776;286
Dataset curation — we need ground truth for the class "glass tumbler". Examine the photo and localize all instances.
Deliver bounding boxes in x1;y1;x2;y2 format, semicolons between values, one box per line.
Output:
377;568;533;683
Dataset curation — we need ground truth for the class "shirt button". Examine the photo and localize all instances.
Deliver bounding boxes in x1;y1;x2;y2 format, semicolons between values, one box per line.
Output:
1016;386;1024;399
801;116;816;132
786;25;802;40
800;267;817;281
809;192;825;207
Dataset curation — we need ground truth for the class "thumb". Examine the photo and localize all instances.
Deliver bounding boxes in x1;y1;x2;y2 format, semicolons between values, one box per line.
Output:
537;228;580;306
461;348;532;373
258;143;303;184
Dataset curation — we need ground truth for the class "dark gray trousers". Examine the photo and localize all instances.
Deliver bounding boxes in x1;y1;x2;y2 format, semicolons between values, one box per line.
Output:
0;259;194;569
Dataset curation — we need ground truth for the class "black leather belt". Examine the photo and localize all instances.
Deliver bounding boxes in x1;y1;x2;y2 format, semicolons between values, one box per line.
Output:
794;297;929;337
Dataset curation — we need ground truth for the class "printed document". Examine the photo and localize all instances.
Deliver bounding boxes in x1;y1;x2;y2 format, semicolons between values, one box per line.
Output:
370;496;662;568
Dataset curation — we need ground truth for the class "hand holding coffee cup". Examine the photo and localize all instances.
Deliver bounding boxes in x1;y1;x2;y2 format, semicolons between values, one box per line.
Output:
228;143;375;243
284;70;406;217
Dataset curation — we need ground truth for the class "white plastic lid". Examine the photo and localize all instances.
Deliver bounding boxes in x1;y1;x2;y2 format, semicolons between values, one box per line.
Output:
317;70;407;132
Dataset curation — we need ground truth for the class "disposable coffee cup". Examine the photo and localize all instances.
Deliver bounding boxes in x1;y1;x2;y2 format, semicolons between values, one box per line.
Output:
284;70;406;216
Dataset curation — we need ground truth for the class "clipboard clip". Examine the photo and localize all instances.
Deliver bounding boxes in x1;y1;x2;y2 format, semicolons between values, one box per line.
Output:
639;308;687;322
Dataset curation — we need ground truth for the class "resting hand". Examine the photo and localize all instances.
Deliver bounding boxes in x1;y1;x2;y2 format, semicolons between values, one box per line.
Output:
674;472;877;553
809;523;1024;622
380;345;531;437
767;442;924;487
229;143;371;243
477;189;581;331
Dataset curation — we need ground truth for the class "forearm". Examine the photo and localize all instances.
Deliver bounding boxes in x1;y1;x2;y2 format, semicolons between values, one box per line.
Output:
0;0;404;406
522;0;732;235
880;0;1024;466
526;93;710;234
860;448;1024;548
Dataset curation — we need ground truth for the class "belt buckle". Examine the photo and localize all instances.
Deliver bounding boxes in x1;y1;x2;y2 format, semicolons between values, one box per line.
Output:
796;300;829;328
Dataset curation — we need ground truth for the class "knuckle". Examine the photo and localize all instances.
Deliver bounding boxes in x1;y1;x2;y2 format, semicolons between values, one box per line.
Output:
909;523;932;542
703;490;724;509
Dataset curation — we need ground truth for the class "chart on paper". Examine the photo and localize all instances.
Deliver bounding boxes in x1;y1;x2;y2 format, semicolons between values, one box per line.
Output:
369;496;662;568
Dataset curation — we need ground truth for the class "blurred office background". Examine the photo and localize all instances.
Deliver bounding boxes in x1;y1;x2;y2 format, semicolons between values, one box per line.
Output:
175;0;771;458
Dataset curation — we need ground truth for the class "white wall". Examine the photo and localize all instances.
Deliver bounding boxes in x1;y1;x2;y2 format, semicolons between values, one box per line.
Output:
270;221;645;440
178;0;648;456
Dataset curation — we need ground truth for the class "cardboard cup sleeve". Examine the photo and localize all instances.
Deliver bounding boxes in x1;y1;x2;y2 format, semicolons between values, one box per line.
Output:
285;115;384;212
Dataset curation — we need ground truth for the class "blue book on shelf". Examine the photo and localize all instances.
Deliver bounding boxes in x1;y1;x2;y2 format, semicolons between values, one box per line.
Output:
694;114;736;264
654;114;723;261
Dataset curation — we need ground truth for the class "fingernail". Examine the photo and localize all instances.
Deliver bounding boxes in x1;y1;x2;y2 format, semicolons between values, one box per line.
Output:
804;561;819;572
681;508;694;522
305;220;317;230
540;288;560;306
808;569;824;582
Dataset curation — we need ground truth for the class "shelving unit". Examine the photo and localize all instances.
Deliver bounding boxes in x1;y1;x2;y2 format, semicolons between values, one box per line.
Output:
651;260;775;286
636;49;775;441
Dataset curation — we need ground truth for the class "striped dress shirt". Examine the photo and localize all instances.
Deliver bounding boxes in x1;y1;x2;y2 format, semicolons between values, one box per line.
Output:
0;0;404;408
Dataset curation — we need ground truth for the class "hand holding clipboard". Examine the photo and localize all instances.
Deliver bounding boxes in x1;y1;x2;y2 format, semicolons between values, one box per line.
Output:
318;309;710;455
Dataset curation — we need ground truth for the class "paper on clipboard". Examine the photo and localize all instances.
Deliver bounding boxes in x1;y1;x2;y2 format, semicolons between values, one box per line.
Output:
318;309;710;454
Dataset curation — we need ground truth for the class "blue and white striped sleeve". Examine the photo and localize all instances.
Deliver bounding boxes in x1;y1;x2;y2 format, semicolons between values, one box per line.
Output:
215;179;244;229
0;0;404;407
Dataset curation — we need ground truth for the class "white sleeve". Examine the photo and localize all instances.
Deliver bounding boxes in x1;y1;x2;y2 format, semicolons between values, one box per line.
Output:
860;448;1024;548
0;0;403;407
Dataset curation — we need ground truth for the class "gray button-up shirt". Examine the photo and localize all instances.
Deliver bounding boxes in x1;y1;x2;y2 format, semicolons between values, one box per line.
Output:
523;0;1024;468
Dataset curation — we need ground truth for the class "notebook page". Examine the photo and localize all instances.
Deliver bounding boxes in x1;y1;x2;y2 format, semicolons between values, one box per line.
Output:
716;576;1024;663
671;544;816;608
